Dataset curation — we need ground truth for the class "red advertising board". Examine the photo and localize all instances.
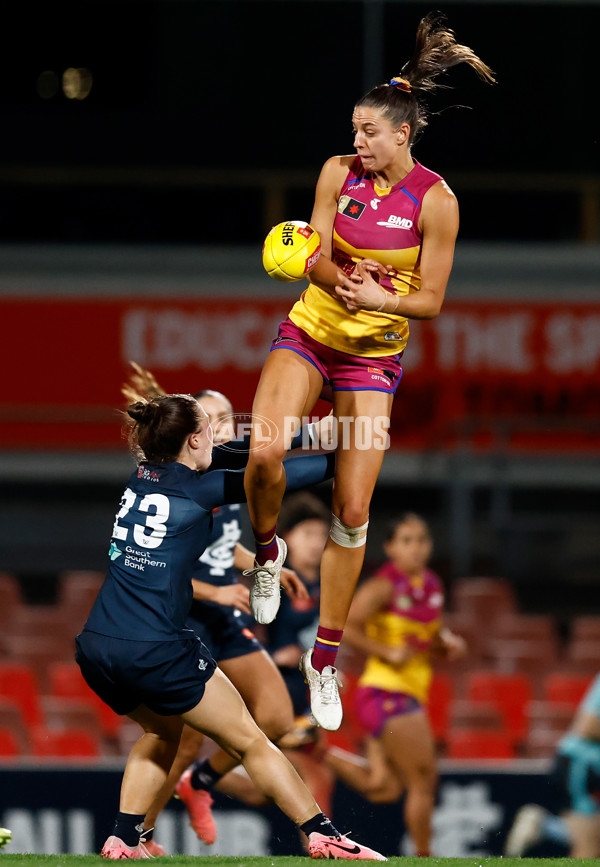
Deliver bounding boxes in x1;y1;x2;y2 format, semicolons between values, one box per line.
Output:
2;297;599;452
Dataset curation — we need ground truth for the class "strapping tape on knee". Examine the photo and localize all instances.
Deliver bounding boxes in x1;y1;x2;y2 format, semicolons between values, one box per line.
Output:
329;514;369;548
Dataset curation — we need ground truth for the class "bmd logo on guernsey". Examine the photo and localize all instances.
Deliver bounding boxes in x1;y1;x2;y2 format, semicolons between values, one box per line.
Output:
377;215;413;230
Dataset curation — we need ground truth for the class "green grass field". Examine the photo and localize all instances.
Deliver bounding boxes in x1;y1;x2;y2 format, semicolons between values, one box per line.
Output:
0;857;594;866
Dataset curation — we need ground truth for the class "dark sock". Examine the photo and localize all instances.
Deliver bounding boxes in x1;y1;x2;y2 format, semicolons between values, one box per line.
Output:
300;812;341;839
113;812;145;848
139;827;154;843
190;758;223;791
311;626;343;672
253;526;279;566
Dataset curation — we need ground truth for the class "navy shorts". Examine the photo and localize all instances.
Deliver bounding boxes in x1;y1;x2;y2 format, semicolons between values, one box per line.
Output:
553;752;600;816
188;600;263;662
75;630;217;717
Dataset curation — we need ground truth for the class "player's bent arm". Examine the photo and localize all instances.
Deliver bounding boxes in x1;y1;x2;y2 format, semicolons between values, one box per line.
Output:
430;626;467;661
307;157;386;293
199;452;336;508
344;577;415;665
379;180;458;320
335;180;458;318
191;578;251;612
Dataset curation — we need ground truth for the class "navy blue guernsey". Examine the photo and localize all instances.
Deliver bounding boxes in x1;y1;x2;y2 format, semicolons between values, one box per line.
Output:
83;449;334;642
193;504;241;587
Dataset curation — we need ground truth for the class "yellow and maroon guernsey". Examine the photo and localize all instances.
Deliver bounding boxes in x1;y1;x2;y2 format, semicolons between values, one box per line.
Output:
358;561;444;703
288;157;443;357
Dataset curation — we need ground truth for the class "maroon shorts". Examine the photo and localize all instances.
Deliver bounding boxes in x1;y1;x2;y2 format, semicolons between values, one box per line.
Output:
271;319;403;396
355;685;423;737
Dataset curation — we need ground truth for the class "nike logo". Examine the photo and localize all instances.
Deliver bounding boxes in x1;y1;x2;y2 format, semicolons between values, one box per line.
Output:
327;840;362;855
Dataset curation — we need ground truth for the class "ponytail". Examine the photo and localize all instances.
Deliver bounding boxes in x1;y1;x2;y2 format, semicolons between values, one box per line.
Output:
357;12;495;144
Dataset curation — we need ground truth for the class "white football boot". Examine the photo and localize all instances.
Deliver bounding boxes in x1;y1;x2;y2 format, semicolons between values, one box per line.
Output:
504;804;548;856
244;536;287;624
299;647;343;731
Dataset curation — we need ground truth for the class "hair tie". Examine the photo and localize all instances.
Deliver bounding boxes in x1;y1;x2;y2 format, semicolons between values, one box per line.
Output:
389;76;412;93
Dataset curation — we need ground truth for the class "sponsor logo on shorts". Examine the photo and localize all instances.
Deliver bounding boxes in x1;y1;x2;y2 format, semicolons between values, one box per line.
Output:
198;659;208;671
377;214;414;230
368;366;391;386
338;195;366;220
384;331;402;341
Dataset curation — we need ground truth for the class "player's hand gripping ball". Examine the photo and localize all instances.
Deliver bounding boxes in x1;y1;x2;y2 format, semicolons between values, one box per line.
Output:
262;220;321;282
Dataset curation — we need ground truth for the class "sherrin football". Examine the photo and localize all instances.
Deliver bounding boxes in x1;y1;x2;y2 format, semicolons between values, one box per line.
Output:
262;220;321;282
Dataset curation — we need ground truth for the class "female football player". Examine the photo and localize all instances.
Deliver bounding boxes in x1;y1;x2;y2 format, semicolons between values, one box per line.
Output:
326;513;465;857
242;12;494;731
76;393;385;860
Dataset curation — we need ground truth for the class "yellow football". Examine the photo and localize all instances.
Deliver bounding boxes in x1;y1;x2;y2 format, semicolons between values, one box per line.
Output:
262;220;321;282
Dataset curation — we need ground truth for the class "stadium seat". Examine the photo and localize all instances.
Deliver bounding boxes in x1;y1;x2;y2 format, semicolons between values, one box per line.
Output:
47;661;123;738
0;700;30;754
446;728;516;759
0;662;43;727
30;726;100;758
526;700;573;738
450;577;517;621
543;672;593;708
427;672;455;741
523;726;566;758
449;700;507;733
564;639;600;673
485;637;559;677
465;670;533;742
5;605;74;638
42;697;105;742
491;612;559;643
0;727;22;757
56;571;104;621
0;572;25;625
570;616;600;641
3;634;76;692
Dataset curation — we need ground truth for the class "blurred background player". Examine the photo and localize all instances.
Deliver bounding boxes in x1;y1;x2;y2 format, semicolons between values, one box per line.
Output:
505;670;600;859
121;365;324;854
324;513;465;857
242;13;494;733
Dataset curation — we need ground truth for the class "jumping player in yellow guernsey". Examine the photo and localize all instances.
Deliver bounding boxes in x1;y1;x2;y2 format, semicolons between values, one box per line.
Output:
326;513;466;858
243;13;495;733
